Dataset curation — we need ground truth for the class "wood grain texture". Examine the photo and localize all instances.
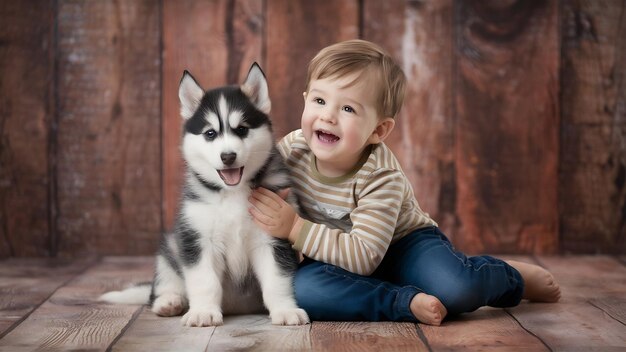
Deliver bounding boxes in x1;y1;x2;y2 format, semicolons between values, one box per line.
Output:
363;0;457;237
55;0;161;256
0;257;153;351
1;256;625;351
509;303;626;351
1;0;625;259
208;315;311;351
506;256;626;350
422;307;548;351
421;256;549;350
266;0;360;140
161;0;263;230
589;297;626;325
559;0;626;253
0;258;93;337
454;0;560;254
310;321;428;352
0;1;54;257
535;255;626;301
113;314;310;351
111;310;215;351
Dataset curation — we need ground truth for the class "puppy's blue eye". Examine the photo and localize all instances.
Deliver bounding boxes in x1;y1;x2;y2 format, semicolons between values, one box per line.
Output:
204;129;217;139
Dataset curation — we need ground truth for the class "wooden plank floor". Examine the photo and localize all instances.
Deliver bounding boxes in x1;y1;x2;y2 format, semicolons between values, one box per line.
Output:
1;256;625;351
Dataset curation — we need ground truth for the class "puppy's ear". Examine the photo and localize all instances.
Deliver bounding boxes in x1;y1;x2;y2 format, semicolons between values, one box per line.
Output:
241;63;271;114
179;70;204;120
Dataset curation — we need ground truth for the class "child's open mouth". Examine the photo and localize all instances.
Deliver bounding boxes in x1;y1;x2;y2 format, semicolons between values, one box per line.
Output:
316;130;340;144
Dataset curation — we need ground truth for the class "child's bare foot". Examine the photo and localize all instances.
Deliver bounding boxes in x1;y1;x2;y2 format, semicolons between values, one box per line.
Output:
410;293;447;325
506;260;561;303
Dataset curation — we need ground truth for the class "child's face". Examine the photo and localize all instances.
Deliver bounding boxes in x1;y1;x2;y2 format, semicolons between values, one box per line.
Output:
301;72;384;177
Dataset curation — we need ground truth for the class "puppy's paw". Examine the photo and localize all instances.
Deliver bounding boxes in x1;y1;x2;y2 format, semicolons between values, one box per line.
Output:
151;293;187;317
181;307;223;327
270;308;310;325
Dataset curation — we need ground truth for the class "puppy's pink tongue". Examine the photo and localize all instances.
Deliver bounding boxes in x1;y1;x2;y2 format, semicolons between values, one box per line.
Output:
218;167;243;186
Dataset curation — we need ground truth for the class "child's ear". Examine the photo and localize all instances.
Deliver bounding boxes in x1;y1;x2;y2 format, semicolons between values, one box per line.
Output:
302;91;307;101
368;117;395;144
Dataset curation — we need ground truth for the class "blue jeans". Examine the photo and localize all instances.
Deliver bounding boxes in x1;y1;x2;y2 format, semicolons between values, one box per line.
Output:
294;226;524;322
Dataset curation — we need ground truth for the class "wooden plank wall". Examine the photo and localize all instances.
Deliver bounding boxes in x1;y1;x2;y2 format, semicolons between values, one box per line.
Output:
0;0;624;258
559;0;626;253
0;1;54;257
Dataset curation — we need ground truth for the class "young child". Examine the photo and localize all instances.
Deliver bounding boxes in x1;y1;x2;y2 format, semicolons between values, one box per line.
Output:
248;39;561;325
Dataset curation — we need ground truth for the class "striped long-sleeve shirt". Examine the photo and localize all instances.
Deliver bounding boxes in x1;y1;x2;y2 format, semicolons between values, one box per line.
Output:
278;129;437;276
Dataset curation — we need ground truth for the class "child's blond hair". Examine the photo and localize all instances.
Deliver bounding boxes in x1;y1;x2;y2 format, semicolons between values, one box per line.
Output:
305;39;406;118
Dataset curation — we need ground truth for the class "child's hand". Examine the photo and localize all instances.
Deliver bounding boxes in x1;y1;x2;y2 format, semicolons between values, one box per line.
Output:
249;187;300;243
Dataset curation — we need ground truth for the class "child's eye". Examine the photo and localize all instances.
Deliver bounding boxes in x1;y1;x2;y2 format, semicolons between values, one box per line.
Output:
342;105;355;113
314;98;325;105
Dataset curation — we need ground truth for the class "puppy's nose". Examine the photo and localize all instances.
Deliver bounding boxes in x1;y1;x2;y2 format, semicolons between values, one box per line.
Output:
221;152;237;166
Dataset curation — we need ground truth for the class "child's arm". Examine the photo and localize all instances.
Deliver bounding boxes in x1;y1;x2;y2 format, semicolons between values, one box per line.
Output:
249;170;404;276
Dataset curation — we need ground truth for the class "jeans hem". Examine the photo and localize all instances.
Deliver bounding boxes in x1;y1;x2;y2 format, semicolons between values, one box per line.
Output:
396;287;421;322
322;264;422;322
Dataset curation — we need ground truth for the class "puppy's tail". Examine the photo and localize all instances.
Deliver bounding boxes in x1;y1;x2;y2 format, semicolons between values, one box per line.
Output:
99;284;151;305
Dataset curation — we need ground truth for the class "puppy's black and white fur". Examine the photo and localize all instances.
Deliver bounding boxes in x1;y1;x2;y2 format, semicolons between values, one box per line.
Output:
101;64;309;327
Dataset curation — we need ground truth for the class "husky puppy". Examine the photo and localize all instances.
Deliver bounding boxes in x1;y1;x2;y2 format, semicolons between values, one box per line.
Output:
100;63;309;327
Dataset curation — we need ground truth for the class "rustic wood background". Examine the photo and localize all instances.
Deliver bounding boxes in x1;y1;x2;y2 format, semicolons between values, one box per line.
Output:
0;0;624;258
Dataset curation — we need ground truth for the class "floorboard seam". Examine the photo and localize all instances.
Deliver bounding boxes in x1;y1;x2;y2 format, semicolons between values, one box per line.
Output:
504;309;553;351
105;305;145;352
305;320;313;350
587;300;626;327
414;323;433;352
203;321;218;352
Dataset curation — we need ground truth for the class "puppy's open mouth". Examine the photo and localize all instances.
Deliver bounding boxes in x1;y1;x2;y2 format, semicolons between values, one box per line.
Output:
217;167;244;186
316;130;340;143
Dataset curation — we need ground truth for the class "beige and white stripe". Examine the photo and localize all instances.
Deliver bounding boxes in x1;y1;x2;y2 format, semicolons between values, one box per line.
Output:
279;130;437;275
